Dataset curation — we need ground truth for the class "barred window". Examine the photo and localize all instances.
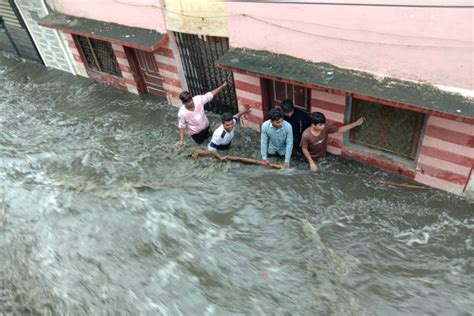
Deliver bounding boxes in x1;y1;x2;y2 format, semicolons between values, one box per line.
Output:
267;80;310;112
75;35;122;77
349;99;425;160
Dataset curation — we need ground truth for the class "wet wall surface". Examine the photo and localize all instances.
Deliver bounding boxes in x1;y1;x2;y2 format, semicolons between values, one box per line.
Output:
1;53;473;315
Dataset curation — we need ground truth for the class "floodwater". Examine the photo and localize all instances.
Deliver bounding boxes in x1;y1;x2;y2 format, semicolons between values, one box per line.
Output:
1;53;473;315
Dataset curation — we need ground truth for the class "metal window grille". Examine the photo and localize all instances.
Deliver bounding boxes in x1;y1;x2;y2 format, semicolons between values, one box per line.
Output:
174;32;237;114
349;99;425;160
272;81;309;112
75;35;122;77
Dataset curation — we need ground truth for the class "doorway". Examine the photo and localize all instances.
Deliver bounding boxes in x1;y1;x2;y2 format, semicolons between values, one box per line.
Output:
132;48;166;97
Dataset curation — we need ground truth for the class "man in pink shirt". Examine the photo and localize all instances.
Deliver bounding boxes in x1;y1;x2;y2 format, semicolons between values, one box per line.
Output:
176;81;228;148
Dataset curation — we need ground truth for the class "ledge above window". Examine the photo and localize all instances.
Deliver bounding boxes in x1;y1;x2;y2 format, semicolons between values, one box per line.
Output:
38;12;168;52
215;48;474;123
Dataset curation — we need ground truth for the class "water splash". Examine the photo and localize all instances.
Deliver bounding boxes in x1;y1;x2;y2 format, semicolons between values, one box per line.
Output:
1;53;473;315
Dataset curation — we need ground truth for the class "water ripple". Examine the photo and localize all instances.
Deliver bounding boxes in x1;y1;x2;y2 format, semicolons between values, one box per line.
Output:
1;53;473;315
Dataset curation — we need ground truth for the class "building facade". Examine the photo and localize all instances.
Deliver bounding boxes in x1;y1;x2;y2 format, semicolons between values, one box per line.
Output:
18;0;473;196
40;0;184;106
219;1;473;196
39;0;240;111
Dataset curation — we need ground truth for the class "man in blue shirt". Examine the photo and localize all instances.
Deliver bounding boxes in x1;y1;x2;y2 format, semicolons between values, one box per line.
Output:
261;108;293;168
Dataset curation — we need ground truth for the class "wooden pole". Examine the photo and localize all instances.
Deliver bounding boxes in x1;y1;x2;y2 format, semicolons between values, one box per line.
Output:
192;149;283;169
369;179;429;189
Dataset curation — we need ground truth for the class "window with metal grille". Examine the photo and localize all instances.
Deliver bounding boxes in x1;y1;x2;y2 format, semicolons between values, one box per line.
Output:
349;99;425;160
75;35;122;77
268;80;310;112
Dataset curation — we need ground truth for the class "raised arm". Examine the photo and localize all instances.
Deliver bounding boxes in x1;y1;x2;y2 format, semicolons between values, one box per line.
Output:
338;117;365;133
235;105;251;118
210;81;228;97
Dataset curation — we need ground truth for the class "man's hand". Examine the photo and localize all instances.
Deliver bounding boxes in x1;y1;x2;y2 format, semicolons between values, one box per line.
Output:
236;105;252;118
243;105;251;114
309;162;318;172
221;81;228;88
355;117;365;126
220;155;229;162
283;162;290;169
176;140;184;149
261;160;270;167
337;117;366;133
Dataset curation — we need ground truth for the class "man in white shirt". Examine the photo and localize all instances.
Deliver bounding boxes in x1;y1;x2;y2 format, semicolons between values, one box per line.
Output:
176;81;228;148
207;106;251;154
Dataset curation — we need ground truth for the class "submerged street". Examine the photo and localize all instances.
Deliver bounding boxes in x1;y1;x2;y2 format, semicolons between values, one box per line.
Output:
1;54;473;314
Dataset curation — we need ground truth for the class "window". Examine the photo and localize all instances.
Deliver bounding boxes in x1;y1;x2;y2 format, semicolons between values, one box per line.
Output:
349;99;425;160
75;35;122;77
267;80;310;111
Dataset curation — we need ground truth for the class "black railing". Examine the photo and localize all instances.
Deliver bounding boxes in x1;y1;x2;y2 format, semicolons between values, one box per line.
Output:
174;32;237;114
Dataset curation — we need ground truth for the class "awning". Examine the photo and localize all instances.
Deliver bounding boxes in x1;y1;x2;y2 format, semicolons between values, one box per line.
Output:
216;48;474;121
38;12;167;52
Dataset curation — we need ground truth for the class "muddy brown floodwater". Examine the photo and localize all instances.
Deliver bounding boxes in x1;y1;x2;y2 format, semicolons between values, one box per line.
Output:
1;53;473;315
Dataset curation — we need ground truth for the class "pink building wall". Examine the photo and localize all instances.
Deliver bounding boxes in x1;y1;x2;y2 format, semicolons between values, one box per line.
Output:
64;32;140;94
226;2;473;90
47;0;167;33
232;71;473;196
45;0;185;106
414;116;473;194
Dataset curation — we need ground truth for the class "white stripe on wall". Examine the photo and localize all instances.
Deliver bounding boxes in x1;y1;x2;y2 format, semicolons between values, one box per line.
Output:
421;136;473;158
236;88;262;103
248;108;264;119
427;116;474;135
163;82;181;93
158;69;180;80
125;83;138;95
154;54;175;65
417;154;471;176
112;44;124;52
234;72;261;86
311;108;345;123
116;57;129;67
414;173;464;194
311;90;346;105
122;71;134;80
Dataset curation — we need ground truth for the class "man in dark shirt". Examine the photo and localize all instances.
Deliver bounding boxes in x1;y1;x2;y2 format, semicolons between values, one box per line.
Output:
280;99;311;152
301;112;365;172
